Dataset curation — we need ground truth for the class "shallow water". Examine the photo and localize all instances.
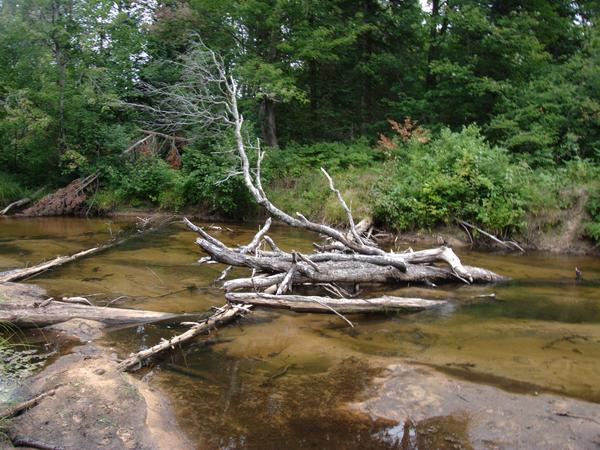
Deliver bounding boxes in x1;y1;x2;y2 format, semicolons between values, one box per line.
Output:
2;217;600;448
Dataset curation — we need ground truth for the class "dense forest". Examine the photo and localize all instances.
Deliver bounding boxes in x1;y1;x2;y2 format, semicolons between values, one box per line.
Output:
1;0;600;244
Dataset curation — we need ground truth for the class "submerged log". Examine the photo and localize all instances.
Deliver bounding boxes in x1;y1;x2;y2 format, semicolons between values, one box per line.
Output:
226;292;445;314
0;246;105;283
0;298;175;327
117;303;251;372
0;216;172;283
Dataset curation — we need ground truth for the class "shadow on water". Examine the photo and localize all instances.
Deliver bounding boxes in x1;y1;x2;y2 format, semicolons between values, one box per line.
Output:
108;324;416;450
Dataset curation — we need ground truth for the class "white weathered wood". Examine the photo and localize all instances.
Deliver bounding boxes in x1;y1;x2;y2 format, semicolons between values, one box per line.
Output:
117;303;251;372
196;238;503;288
0;298;175;327
0;197;31;215
226;292;445;314
0;247;103;283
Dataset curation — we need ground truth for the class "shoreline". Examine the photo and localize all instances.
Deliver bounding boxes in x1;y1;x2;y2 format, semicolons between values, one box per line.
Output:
4;208;599;256
0;283;193;450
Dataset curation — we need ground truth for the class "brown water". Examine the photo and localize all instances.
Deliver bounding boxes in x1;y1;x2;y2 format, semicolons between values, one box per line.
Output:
2;216;600;448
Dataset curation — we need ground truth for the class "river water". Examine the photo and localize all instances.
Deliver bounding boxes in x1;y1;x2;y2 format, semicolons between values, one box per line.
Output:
1;217;599;448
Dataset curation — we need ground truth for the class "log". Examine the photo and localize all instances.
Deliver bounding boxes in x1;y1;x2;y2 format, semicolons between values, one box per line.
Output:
457;219;525;252
196;239;503;288
226;292;445;314
222;262;502;291
9;436;65;450
0;246;104;283
0;216;172;283
0;187;45;215
0;197;32;215
117;303;251;372
0;388;58;419
0;298;175;327
190;223;485;281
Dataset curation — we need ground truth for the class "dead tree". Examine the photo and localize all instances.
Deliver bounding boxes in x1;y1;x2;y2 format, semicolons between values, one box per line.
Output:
138;40;504;322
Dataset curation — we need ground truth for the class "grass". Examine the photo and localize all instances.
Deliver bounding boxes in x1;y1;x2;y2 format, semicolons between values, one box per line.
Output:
0;172;28;206
266;166;380;225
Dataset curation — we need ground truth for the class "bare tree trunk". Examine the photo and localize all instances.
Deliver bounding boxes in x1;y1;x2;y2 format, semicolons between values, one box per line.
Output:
0;295;175;327
260;97;278;148
226;292;445;314
116;303;251;372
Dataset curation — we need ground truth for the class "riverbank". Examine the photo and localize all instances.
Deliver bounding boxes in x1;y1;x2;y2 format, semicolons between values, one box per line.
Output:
102;207;600;256
0;283;192;450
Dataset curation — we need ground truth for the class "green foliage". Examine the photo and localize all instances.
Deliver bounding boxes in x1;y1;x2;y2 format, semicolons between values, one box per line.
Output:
179;142;254;218
585;186;600;244
263;139;378;180
267;167;379;225
96;136;255;217
100;157;185;210
0;172;27;205
1;0;600;238
373;126;526;234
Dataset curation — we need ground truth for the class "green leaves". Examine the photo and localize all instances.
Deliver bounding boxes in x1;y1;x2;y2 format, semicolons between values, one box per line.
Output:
373;126;527;234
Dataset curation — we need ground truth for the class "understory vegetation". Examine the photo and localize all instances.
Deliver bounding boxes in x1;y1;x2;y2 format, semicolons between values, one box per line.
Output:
1;0;600;245
87;125;600;245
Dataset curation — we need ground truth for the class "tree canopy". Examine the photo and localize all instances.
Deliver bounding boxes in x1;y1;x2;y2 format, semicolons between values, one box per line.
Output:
1;0;599;205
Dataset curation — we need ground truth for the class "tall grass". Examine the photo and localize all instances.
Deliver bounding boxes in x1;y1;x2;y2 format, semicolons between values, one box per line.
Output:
0;172;27;206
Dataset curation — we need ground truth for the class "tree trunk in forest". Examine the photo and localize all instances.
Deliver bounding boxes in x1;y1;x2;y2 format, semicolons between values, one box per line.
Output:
309;58;318;137
360;0;376;132
260;97;278;148
425;0;448;90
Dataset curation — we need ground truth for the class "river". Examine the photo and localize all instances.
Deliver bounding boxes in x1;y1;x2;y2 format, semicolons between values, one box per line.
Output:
1;217;599;448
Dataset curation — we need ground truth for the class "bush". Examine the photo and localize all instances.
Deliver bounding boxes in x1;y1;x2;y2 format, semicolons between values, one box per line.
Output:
585;186;600;244
0;172;28;205
373;126;526;234
180;144;254;218
101;156;185;210
263;139;379;180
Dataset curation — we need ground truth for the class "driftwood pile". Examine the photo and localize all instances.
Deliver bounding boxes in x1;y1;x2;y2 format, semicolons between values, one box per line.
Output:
185;215;502;320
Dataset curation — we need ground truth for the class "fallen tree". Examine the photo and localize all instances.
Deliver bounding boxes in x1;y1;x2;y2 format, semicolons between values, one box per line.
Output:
20;173;98;217
225;293;445;314
0;216;173;283
0;297;176;328
111;41;506;371
0;187;45;216
116;303;251;372
136;40;504;322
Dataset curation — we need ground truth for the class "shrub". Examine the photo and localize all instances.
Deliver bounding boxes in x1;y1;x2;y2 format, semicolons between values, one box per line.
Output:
373;126;526;234
180;142;254;218
585;186;600;244
263;139;379;180
0;172;28;205
101;156;185;210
